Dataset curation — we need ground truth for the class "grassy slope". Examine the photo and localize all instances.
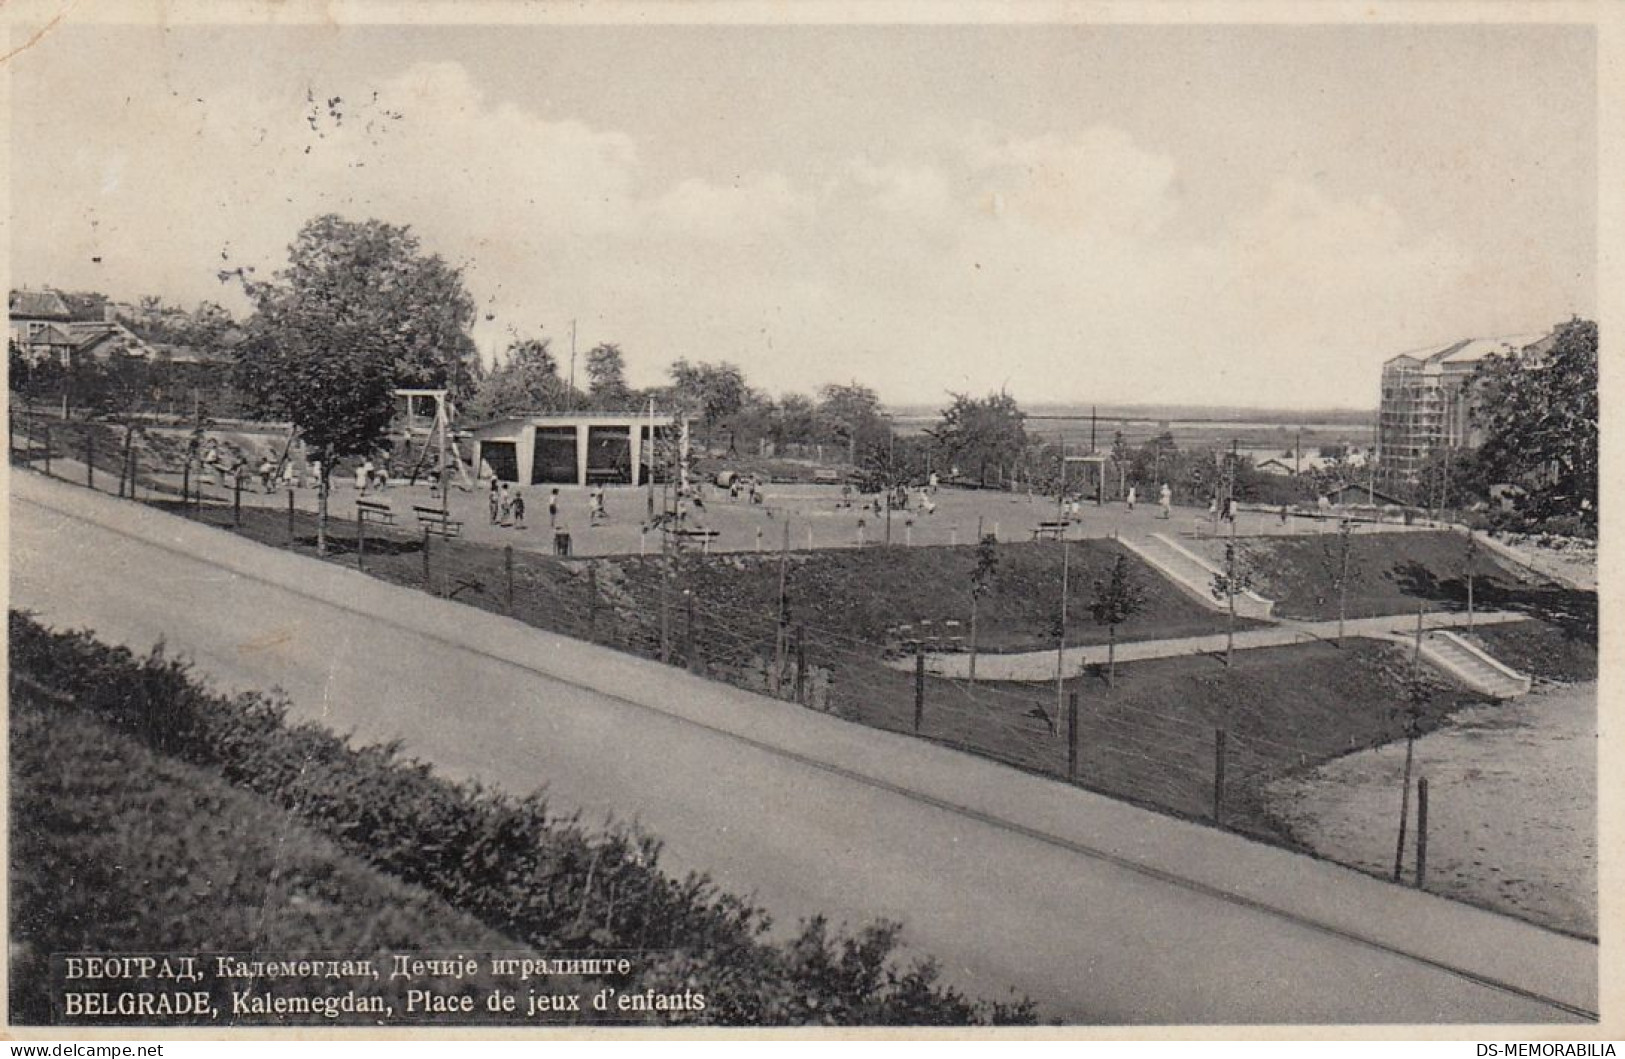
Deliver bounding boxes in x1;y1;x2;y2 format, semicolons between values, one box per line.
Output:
1465;620;1598;683
8;683;531;1027
1183;530;1589;624
175;497;1256;655
850;638;1480;841
604;540;1262;654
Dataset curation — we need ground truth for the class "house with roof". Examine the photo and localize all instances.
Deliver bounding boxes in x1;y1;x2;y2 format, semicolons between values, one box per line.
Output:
9;289;76;363
65;320;153;361
10;289;155;365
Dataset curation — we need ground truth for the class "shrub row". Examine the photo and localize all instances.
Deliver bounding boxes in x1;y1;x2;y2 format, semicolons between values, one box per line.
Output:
9;681;542;1026
8;611;1036;1026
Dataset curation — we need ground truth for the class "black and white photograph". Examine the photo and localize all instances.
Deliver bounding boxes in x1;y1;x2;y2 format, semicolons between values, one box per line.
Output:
2;0;1612;1039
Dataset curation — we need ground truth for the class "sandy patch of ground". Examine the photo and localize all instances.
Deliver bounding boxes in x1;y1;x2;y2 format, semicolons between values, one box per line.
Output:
1262;680;1596;937
1493;534;1597;591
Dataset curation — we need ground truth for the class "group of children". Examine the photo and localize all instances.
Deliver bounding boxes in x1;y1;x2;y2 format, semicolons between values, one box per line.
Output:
487;482;607;530
487;479;529;528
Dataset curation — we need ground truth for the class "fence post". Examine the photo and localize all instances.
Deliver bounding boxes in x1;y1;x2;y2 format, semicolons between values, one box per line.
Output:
123;428;135;499
660;562;671;664
86;431;95;490
1067;692;1080;780
234;476;243;527
356;509;366;571
42;424;52;476
1213;727;1228;824
286;488;296;546
421;526;432;587
587;563;599;639
182;461;191;512
914;651;926;733
684;589;697;672
795;624;807;704
504;545;514;615
1415;776;1429;889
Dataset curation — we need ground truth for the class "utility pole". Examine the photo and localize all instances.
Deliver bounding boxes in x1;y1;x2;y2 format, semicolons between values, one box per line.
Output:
1090;405;1097;454
1056;438;1067;523
1055;538;1070;731
1295;426;1302;476
568;318;577;410
885;422;895;545
775;518;790;690
1370;413;1378;506
646;398;657;520
1229;437;1239;523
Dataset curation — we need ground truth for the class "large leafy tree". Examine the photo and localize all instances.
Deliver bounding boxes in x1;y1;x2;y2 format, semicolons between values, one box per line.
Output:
584;343;633;410
232;214;479;403
816;382;890;461
667;359;747;444
930;391;1028;488
769;392;819;448
465;338;567;420
230;214;479;551
1470;317;1598;528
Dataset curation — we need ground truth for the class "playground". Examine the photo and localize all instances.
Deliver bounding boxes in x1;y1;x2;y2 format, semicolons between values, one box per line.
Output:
10;414;1600;937
204;472;1417;559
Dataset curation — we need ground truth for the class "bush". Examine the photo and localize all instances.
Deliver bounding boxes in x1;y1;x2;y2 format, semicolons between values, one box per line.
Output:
7;611;1036;1026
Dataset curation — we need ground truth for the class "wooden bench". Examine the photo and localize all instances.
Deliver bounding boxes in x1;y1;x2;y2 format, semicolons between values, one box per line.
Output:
585;468;625;486
667;526;722;552
356;498;396;526
413;504;464;538
1032;521;1068;540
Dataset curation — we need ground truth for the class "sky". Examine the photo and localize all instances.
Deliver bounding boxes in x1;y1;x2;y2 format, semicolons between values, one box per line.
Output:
7;20;1597;410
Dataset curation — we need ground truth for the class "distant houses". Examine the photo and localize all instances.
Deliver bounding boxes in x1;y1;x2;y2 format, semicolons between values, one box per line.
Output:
9;286;244;416
10;288;156;365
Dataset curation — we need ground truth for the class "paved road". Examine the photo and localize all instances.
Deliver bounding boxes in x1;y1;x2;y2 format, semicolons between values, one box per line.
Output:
9;471;1596;1025
901;612;1532;680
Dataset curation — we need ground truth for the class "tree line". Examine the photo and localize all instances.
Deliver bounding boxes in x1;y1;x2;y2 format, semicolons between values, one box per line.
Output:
12;212;1597;535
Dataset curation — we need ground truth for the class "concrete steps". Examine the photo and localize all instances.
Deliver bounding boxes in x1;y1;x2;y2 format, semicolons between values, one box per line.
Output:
1120;533;1276;619
1419;630;1532;699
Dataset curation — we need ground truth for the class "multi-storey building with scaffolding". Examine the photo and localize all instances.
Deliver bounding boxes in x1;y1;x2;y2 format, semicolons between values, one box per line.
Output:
1376;332;1551;485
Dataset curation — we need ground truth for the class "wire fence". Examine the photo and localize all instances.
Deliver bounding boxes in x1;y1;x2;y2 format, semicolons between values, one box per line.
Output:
10;409;1470;891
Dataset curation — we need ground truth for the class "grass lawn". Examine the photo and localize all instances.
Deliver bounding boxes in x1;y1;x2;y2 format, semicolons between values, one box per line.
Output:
1465;620;1597;684
854;638;1483;843
8;682;528;1027
1183;530;1596;634
601;540;1262;653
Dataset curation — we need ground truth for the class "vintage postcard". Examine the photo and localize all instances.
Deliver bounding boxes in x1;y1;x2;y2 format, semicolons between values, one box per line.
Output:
2;0;1616;1042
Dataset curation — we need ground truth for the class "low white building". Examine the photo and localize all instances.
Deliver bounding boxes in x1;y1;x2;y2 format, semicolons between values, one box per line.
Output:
468;412;681;486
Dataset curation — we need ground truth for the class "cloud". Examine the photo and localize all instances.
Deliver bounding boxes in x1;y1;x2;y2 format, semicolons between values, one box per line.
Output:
964;126;1181;239
648;171;811;239
13;52;1559;409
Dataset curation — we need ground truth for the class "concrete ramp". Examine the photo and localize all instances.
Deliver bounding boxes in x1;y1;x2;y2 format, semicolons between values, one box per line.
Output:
1421;630;1533;698
1121;533;1276;619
